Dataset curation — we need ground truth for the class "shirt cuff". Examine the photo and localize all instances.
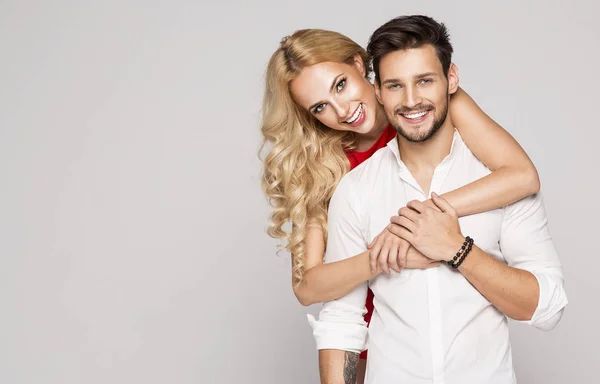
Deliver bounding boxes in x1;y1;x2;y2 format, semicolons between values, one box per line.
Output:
518;270;568;331
307;302;368;354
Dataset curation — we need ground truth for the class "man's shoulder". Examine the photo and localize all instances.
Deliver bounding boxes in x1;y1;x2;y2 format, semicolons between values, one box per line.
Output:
345;146;393;182
502;191;547;221
332;146;393;203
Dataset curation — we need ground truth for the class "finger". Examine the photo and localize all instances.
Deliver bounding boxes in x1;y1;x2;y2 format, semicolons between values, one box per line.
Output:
404;246;430;269
431;192;456;215
387;223;415;243
397;241;409;269
378;246;391;276
390;215;417;233
370;240;383;273
406;199;427;213
387;243;401;273
368;235;378;249
425;198;442;212
398;206;420;222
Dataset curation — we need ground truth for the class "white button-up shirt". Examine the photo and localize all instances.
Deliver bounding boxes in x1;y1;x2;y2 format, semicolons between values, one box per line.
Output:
308;131;567;384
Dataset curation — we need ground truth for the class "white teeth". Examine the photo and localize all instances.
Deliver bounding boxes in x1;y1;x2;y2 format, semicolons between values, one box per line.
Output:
345;104;363;124
404;111;428;119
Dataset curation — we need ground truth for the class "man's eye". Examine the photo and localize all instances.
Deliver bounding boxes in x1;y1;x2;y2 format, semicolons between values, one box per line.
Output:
388;84;401;90
336;79;346;93
419;79;432;84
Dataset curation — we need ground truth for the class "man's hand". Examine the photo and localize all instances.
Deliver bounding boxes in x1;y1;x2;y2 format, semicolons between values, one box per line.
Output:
387;193;465;262
368;227;440;275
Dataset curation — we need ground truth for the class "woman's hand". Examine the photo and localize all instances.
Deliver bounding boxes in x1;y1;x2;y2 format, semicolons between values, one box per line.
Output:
368;227;440;275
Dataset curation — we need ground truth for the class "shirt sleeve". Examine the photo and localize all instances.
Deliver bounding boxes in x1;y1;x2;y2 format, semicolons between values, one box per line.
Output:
307;177;369;353
499;192;568;331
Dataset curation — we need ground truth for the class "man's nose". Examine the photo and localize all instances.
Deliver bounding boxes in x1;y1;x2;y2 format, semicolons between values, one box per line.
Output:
403;86;423;109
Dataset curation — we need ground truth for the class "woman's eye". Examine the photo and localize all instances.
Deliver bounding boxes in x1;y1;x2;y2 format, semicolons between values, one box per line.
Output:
314;104;326;114
336;79;346;93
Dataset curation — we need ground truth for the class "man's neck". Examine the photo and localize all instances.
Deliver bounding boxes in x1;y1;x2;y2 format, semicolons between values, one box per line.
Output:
397;121;456;172
396;120;456;196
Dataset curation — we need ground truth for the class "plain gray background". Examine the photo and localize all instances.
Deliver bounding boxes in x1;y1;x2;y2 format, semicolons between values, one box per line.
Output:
0;1;598;383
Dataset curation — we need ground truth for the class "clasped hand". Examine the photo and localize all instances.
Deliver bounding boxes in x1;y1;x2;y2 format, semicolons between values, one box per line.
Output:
368;193;464;275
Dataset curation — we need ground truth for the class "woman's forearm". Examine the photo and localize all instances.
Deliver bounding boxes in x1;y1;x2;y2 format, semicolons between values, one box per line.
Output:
439;165;539;217
447;87;540;216
293;251;375;306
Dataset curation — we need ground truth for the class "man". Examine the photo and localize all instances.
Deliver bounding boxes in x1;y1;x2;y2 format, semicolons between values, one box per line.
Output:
308;15;567;384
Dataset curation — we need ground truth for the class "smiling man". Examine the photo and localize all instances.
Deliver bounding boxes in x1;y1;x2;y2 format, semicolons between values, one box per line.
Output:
309;15;567;384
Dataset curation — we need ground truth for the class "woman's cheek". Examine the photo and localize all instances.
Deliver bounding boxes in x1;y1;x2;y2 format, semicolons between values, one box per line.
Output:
318;114;339;130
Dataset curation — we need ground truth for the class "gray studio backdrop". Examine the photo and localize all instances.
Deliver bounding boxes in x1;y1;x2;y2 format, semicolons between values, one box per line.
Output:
0;1;597;383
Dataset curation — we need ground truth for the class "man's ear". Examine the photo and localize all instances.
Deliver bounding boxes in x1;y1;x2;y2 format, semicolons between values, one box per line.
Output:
447;63;459;95
353;54;367;77
374;81;383;104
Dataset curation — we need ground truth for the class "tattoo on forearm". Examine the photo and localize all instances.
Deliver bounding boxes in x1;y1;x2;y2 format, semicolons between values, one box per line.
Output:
343;352;359;384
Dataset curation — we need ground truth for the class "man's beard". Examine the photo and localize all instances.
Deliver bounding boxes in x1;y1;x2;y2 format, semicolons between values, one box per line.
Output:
388;96;449;143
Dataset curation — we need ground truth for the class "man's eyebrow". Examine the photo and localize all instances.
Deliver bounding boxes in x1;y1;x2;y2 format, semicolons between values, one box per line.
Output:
381;72;439;85
414;72;438;79
381;78;401;85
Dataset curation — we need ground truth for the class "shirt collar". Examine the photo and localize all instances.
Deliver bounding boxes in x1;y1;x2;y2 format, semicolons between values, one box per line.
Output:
386;129;463;171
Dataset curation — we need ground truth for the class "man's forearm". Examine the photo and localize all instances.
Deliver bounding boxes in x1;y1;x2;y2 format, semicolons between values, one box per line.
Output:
457;245;539;321
319;350;359;384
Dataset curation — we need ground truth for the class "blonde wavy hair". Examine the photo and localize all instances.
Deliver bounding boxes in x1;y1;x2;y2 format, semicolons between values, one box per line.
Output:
260;29;369;286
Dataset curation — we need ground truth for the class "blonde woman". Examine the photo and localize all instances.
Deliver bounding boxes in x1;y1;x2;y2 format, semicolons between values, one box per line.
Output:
260;29;539;382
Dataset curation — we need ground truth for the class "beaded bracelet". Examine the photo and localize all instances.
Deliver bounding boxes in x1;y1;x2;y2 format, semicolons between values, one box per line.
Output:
455;238;474;268
447;236;474;269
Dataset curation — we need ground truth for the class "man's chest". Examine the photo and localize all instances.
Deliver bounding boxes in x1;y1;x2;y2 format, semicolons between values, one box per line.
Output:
360;167;505;259
359;171;506;324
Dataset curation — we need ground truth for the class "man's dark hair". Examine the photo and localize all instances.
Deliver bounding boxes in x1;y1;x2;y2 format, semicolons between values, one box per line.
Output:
367;15;453;84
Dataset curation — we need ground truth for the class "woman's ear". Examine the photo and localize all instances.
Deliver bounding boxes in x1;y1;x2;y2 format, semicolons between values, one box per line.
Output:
353;54;367;77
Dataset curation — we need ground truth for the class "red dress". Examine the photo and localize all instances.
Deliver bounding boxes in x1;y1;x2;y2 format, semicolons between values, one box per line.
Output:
345;124;396;360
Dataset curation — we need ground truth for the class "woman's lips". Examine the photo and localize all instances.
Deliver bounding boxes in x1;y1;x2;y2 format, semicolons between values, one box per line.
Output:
346;104;366;128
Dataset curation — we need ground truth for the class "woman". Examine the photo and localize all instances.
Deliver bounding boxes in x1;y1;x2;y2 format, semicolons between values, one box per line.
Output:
260;29;539;382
